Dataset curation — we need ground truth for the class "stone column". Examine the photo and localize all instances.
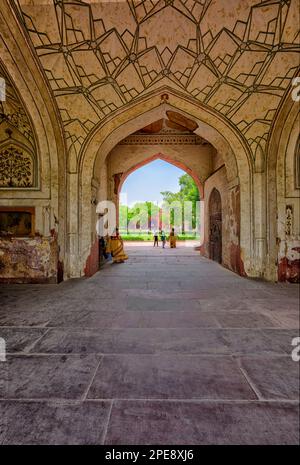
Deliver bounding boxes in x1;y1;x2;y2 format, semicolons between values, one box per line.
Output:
67;147;80;278
253;145;267;277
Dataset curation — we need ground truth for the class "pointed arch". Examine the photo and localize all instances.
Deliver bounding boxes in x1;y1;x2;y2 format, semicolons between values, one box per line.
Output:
75;90;254;277
118;153;204;199
0;3;67;282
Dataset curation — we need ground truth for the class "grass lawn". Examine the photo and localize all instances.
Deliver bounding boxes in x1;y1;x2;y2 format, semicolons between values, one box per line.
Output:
120;232;200;241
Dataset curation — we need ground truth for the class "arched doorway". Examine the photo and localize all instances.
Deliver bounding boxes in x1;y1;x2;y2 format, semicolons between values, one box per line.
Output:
79;97;252;279
209;188;222;264
117;157;201;239
116;153;204;230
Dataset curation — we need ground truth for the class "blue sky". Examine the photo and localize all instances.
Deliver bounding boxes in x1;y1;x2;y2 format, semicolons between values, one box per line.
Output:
120;159;185;206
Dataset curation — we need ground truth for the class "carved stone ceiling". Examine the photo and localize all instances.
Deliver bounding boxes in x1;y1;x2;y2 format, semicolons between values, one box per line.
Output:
13;0;300;158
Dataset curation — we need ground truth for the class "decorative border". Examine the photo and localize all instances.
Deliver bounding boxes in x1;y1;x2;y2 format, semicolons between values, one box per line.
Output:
120;134;208;145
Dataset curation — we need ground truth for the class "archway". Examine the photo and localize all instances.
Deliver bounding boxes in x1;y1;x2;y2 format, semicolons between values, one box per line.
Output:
209;188;222;264
117;156;202;242
267;95;300;282
0;13;66;283
116;153;203;233
118;153;204;199
77;91;253;279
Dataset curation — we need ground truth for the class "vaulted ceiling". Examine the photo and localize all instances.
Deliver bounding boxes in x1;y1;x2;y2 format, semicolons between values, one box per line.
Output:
11;0;300;158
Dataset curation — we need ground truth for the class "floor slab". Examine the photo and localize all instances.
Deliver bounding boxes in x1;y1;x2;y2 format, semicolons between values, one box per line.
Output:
0;327;48;352
0;354;101;399
0;400;111;445
0;244;299;444
87;354;256;400
213;312;278;328
239;356;300;400
32;328;231;355
105;400;300;445
126;296;201;312
221;329;288;355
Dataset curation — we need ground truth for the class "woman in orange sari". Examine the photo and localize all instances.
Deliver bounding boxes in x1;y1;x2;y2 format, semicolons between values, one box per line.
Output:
169;228;177;248
107;228;128;263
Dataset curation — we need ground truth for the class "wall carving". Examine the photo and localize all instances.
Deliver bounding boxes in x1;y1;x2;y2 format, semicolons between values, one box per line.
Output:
120;134;206;145
0;144;33;187
285;204;293;236
0;63;36;189
13;0;300;158
0;63;34;146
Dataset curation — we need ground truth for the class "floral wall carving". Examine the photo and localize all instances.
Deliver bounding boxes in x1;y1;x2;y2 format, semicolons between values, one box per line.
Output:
0;144;33;187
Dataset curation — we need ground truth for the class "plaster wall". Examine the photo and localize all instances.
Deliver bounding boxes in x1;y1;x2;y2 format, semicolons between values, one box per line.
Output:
203;166;244;275
0;234;59;283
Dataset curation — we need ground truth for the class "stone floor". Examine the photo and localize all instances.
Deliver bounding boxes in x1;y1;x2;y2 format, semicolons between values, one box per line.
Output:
0;243;299;445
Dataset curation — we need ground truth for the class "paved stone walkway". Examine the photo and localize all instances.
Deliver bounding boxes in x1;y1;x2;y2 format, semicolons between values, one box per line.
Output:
0;243;299;444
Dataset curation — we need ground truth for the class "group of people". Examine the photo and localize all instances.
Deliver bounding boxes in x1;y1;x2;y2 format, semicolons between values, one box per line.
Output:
153;228;177;248
100;227;177;266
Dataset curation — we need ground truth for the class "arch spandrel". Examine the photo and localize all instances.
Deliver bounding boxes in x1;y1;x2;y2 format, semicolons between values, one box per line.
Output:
80;91;253;183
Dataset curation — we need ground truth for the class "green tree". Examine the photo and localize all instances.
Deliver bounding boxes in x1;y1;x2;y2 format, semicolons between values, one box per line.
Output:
119;205;128;232
124;201;160;232
161;174;199;231
179;174;199;203
119;174;199;235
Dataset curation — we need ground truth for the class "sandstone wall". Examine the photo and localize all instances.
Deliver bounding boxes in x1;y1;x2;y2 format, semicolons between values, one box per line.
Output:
202;166;245;275
0;234;60;283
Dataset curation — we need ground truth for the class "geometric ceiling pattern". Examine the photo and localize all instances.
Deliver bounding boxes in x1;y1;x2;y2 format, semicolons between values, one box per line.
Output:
13;0;300;159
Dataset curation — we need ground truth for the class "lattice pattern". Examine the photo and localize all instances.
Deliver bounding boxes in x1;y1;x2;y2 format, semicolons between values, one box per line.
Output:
14;0;300;157
0;145;33;187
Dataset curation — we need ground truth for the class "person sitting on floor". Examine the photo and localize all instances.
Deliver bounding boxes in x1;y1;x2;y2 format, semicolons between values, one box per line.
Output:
107;228;128;263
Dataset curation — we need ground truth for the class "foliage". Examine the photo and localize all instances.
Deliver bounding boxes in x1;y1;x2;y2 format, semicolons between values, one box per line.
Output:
120;201;160;231
121;232;200;241
160;174;200;230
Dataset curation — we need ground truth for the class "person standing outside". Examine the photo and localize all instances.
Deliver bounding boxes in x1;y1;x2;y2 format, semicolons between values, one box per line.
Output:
169;227;177;248
153;231;159;247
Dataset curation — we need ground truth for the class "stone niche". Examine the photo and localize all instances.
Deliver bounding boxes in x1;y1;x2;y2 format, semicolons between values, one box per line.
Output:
0;207;59;283
0;207;35;237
